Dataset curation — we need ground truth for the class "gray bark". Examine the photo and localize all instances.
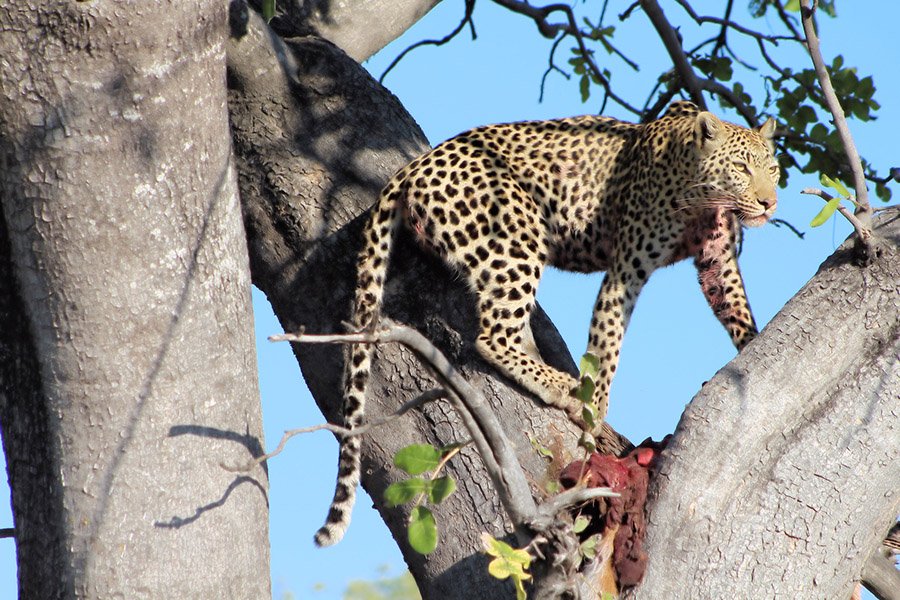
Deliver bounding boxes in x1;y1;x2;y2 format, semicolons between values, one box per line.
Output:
226;11;629;600
266;0;443;61
632;211;900;599
0;2;269;598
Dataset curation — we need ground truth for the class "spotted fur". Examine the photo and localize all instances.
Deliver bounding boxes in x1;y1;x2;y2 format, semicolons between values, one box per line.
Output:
314;101;779;546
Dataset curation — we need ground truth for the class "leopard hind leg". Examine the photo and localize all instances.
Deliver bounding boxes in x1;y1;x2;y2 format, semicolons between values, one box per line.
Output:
470;258;585;429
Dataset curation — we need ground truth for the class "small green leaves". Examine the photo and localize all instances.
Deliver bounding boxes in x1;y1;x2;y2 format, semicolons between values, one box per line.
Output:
572;515;591;534
579;534;601;561
574;352;601;433
261;0;276;22
428;476;456;504
408;506;438;554
385;478;428;507
530;437;554;460
386;443;461;556
810;197;842;227
579;353;601;380
784;0;801;12
810;174;853;228
575;376;595;405
481;534;531;600
820;173;851;199
394;444;442;475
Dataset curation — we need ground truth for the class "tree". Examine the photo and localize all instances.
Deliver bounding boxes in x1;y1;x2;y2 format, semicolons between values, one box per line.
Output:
0;1;897;599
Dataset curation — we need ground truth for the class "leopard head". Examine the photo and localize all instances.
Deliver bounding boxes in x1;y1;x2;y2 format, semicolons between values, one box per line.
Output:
692;112;779;227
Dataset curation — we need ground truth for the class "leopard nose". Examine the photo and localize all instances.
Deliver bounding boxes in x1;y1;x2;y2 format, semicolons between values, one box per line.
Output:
758;196;776;211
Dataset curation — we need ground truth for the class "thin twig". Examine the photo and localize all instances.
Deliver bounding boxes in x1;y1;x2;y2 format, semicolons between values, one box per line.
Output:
532;487;619;527
274;325;617;595
277;326;541;527
769;218;806;240
379;0;476;84
223;388;448;472
491;0;642;115
675;0;802;44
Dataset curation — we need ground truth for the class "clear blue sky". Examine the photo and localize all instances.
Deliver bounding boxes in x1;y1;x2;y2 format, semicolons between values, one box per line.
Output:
1;3;896;598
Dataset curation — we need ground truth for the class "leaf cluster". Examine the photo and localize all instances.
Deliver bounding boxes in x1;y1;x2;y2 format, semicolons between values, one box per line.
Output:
384;443;461;555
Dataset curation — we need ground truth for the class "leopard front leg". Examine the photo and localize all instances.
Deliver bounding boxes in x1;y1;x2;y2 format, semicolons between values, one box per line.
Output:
583;266;646;431
694;228;758;350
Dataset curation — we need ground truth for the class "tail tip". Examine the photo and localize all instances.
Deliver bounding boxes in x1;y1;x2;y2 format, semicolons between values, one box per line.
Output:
314;525;343;548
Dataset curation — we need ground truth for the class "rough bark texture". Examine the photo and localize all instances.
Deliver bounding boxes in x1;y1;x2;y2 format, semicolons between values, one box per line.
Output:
0;2;269;597
226;11;629;600
263;0;442;61
632;210;900;599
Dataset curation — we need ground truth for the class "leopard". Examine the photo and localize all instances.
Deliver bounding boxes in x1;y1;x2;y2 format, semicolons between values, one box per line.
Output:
315;100;779;546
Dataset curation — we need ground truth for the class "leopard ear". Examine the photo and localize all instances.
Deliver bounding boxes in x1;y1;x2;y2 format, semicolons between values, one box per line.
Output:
758;117;776;140
694;112;726;153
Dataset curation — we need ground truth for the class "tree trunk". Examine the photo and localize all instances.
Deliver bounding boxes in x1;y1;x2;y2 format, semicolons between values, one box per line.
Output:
632;212;900;599
0;2;269;597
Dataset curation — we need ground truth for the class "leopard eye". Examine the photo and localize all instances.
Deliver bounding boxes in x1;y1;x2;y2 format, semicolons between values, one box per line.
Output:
768;165;779;174
734;161;753;176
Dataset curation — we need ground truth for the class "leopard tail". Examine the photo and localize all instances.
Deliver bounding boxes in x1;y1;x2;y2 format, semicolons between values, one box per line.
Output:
314;179;406;547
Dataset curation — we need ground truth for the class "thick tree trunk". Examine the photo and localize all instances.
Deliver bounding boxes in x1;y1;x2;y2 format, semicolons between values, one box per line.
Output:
632;212;900;599
226;11;629;600
0;2;269;597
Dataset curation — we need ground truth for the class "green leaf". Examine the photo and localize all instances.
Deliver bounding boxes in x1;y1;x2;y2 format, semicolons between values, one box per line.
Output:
530;437;554;459
819;173;851;198
575;376;596;406
579;432;597;453
261;0;276;22
784;0;801;12
384;478;427;507
573;515;590;534
482;534;532;583
513;576;527;600
428;476;457;504
408;506;438;554
394;444;442;475
579;74;590;103
810;197;842;227
579;353;601;380
580;534;600;560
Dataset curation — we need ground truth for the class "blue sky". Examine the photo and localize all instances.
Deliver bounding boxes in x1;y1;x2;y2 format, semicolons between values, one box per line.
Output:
1;2;897;598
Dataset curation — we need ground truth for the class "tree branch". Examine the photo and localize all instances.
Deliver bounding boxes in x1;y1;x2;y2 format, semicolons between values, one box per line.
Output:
633;209;900;598
638;0;763;125
861;545;900;600
380;0;475;83
638;0;708;111
273;325;621;597
799;0;874;258
490;0;642;115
